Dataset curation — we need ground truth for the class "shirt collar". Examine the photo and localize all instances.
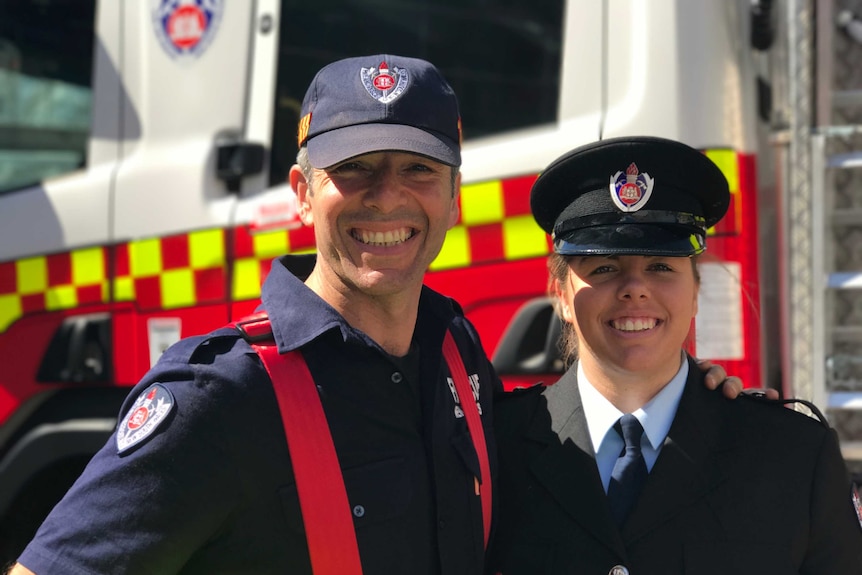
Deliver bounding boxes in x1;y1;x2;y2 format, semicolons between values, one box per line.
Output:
580;352;689;454
261;255;349;352
261;255;458;353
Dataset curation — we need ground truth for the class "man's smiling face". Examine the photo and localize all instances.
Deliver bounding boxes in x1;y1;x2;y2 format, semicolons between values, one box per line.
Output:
295;151;460;299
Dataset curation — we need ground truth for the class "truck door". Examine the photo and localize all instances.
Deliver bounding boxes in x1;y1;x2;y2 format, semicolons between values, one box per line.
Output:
109;2;267;380
0;0;121;562
0;0;113;264
0;0;120;416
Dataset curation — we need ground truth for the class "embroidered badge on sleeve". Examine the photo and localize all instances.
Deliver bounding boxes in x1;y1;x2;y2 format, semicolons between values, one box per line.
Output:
853;483;862;531
117;383;175;454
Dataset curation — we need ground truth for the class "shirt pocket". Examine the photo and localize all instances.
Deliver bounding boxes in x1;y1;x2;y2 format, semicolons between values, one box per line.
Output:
278;457;411;534
451;429;482;480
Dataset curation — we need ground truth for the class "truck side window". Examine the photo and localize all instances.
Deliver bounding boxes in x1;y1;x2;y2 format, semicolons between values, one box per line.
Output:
0;0;96;194
269;0;564;185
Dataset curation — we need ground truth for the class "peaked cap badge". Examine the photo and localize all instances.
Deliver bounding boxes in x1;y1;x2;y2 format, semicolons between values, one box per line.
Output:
360;61;410;104
609;162;654;213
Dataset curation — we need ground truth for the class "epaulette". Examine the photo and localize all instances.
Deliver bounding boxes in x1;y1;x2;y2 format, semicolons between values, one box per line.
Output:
496;381;546;401
185;327;247;365
741;391;830;429
447;296;465;316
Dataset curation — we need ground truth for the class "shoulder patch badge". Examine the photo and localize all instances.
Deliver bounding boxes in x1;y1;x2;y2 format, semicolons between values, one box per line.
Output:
853;483;862;530
117;383;175;454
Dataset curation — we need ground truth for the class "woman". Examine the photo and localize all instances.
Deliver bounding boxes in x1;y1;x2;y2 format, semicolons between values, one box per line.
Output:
488;136;862;574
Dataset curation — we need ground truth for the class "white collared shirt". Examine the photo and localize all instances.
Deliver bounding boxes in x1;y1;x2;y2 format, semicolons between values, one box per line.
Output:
579;353;689;493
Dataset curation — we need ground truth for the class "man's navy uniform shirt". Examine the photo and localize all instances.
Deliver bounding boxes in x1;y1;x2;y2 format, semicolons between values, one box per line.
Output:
19;256;500;575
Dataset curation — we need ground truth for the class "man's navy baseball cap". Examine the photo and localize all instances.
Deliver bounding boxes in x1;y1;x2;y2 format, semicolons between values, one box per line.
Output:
531;136;730;256
297;54;462;169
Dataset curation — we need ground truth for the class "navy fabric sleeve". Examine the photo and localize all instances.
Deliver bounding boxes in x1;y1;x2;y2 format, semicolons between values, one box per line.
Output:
802;427;862;572
17;335;253;575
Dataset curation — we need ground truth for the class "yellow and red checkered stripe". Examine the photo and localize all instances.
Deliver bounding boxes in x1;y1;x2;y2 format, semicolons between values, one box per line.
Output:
0;223;320;333
432;174;551;271
0;155;740;334
111;229;228;309
0;247;110;333
230;223;317;300
704;149;742;236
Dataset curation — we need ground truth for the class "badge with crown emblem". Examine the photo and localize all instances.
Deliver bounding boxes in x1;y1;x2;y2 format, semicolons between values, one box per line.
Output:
853;483;862;530
151;0;223;60
610;163;654;212
116;383;175;454
360;61;410;104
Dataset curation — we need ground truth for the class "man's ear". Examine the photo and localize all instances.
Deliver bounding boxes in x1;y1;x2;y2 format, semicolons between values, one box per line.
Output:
448;171;461;229
290;165;313;226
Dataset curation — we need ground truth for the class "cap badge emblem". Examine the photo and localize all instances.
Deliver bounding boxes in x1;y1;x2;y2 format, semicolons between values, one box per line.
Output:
610;163;654;212
360;61;410;104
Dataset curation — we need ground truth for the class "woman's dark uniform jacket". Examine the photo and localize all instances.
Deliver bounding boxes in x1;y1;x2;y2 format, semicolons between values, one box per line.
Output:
488;355;862;574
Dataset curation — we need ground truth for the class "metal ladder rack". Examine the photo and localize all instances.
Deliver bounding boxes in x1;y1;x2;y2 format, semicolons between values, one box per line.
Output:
811;126;862;463
786;0;862;466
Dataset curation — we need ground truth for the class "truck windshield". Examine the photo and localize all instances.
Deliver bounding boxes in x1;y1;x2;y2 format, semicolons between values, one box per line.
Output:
0;0;95;194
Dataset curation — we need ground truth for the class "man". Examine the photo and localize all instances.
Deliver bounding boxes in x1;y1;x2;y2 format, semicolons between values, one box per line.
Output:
10;55;743;575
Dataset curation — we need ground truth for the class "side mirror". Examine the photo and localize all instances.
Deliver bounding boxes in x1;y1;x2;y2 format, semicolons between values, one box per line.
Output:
492;297;565;378
750;0;775;51
38;313;112;383
216;141;265;193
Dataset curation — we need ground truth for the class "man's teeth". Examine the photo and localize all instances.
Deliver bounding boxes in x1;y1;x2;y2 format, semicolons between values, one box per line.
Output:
612;318;657;332
355;228;413;246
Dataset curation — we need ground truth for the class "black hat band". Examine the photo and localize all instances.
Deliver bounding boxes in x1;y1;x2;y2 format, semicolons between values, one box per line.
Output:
552;209;706;239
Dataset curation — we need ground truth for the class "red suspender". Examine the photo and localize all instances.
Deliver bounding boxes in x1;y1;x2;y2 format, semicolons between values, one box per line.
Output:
443;330;493;549
253;339;364;575
234;313;492;574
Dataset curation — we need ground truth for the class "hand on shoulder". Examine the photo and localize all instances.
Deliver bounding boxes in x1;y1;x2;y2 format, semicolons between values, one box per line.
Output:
695;358;779;400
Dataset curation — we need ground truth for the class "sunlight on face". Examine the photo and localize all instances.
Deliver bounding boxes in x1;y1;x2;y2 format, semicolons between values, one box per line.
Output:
294;151;459;301
557;254;699;381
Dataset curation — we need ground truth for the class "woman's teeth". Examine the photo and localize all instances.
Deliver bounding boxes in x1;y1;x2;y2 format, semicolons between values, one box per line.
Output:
612;318;657;332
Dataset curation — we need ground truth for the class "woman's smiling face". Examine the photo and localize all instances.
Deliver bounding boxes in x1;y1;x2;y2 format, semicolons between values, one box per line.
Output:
556;254;699;382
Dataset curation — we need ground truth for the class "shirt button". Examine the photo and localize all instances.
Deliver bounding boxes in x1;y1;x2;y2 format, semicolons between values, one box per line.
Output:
438;520;446;529
391;371;403;384
609;566;630;575
353;505;365;518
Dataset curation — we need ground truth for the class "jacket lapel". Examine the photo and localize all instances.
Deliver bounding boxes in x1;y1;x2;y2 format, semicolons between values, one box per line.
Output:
525;369;627;557
623;358;736;543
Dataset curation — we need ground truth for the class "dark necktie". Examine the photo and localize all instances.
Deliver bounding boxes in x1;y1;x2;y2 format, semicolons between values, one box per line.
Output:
607;414;648;527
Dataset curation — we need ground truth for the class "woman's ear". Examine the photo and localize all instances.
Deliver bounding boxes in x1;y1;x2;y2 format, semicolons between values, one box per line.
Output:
692;284;699;318
552;278;575;324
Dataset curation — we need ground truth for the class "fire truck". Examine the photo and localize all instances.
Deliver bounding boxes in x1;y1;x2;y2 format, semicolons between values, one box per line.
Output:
1;0;861;565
